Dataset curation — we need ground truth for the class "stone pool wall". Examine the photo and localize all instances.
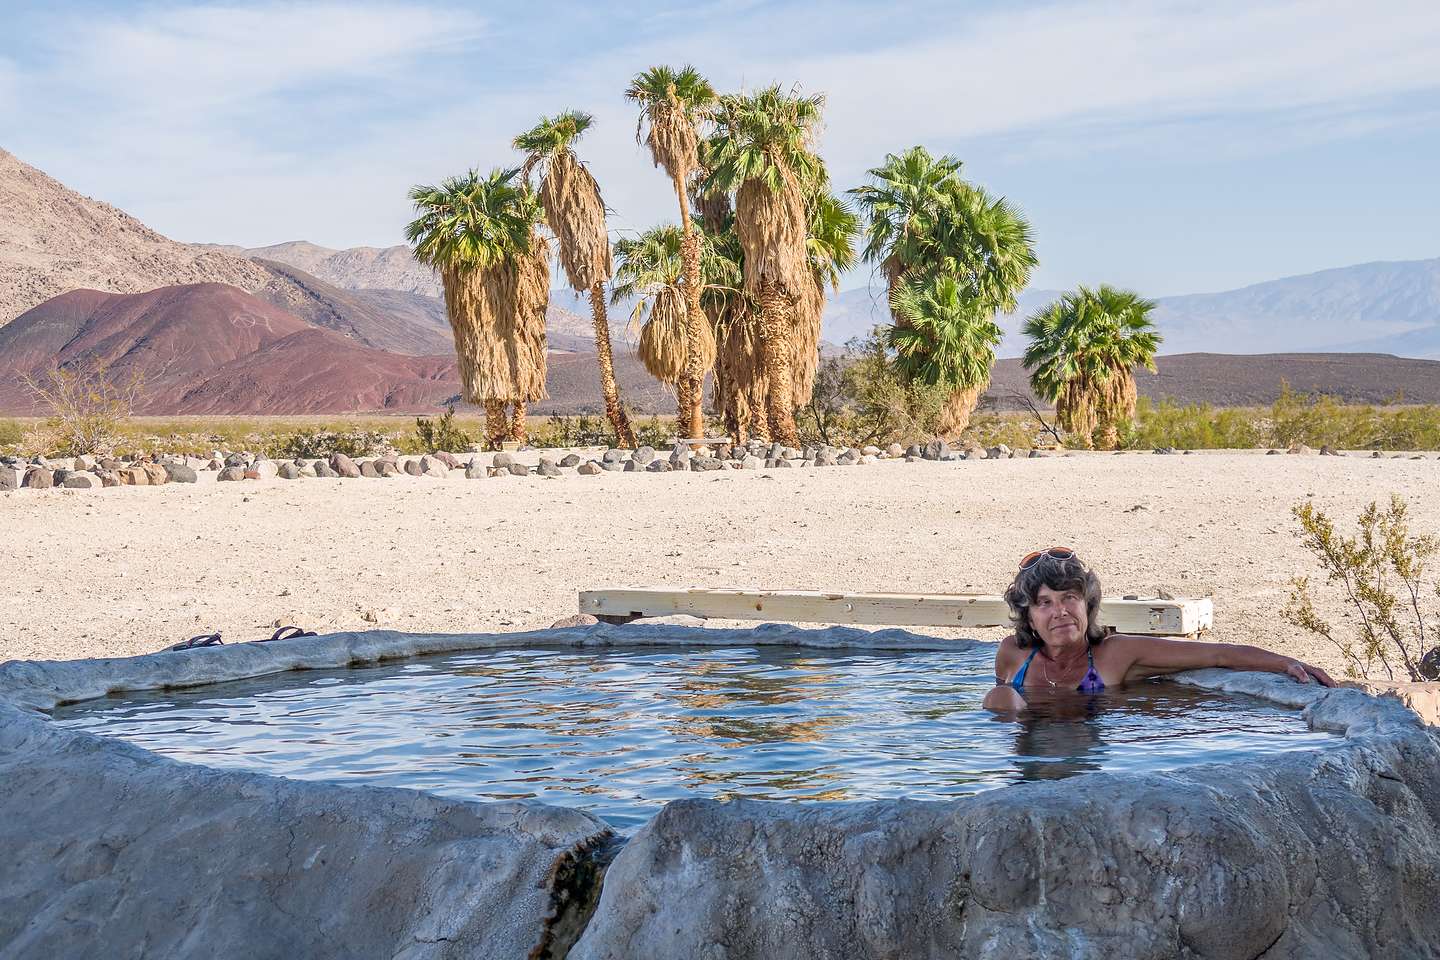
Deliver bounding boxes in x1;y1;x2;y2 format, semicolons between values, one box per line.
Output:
2;624;1438;960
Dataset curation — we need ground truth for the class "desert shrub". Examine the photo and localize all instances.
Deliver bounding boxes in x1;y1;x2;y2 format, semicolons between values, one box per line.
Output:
529;415;614;449
632;415;674;449
410;405;472;454
960;412;1045;451
796;333;948;447
1283;495;1440;682
21;361;144;456
0;418;23;452
1119;398;1263;450
265;428;392;460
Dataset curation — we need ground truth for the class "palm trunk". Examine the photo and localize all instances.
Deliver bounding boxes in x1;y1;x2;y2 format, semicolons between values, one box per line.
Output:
484;399;507;450
758;278;799;446
937;381;987;438
509;401;527;444
588;281;636;447
675;175;706;441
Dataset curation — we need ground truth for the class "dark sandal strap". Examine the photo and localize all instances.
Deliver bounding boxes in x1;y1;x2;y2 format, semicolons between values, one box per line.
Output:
260;626;318;643
167;632;223;652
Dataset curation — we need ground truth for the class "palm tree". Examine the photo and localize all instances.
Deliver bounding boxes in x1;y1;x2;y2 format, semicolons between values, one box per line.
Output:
612;224;740;397
887;273;1002;422
626;65;717;441
1023;285;1162;449
795;189;859;406
704;85;825;446
406;168;549;448
852;148;1035;434
514;110;635;447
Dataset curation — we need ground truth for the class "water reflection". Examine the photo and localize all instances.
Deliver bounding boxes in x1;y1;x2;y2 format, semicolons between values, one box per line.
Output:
51;645;1337;830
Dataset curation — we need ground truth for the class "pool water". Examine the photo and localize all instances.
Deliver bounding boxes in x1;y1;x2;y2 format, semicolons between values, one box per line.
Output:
53;645;1336;829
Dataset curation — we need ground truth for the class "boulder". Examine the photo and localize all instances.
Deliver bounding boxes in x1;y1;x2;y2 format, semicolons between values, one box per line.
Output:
1153;447;1177;455
163;463;199;484
52;468;73;486
0;465;21;491
376;460;401;477
862;445;882;457
600;449;626;465
814;449;837;467
329;453;361;478
645;460;672;473
98;470;121;487
223;453;248;468
276;462;304;480
1028;449;1046;459
1288;444;1315;455
21;467;53;489
298;462;317;478
358;460;380;478
403;459;424;477
886;443;905;458
62;473;101;489
922;439;949;460
419;456;449;479
120;466;149;486
740;456;764;470
601;461;624;472
314;462;339;479
577;461;603;476
434;451;462;469
537;458;562;477
632;445;657;466
465;461;487;479
859;454;877;465
217;466;246;482
765;458;793;469
691;457;724;472
244;460;277;481
493;451;517;469
714;443;734;461
140;463;168;485
560;453;582;468
206;458;224;471
507;463;530;477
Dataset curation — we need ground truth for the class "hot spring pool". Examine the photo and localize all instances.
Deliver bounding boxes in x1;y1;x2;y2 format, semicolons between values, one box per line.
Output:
53;644;1336;829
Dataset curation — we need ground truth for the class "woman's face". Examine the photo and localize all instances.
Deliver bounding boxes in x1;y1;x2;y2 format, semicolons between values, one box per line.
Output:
1029;583;1088;647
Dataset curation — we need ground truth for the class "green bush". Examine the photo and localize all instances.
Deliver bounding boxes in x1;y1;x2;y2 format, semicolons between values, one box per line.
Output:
265;428;392;460
1119;398;1263;450
1284;495;1440;681
529;415;615;448
410;405;472;454
797;332;948;447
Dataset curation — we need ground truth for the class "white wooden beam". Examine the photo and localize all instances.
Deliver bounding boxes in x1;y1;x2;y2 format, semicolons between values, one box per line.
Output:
578;588;1212;637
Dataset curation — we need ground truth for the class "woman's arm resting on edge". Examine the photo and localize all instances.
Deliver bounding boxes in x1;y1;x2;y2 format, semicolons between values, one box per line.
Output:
982;685;1028;713
1120;636;1336;687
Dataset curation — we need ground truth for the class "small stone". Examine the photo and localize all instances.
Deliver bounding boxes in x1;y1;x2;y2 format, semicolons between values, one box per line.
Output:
403;459;424;476
547;613;599;630
862;445;882;457
646;459;672;472
632;445;656;465
164;463;199;483
691;457;724;472
245;460;277;480
1266;449;1281;455
359;460;380;478
905;455;921;463
140;463;168;485
741;456;764;470
435;451;462;469
120;466;149;486
714;443;734;461
98;470;121;487
224;452;248;468
0;465;23;491
559;453;581;468
62;472;100;489
600;449;626;464
1153;447;1176;455
1371;451;1383;458
217;466;246;481
22;467;54;489
767;442;784;460
465;461;487;479
923;439;949;461
772;458;794;468
206;458;224;471
670;442;690;459
52;468;72;485
329;453;361;478
885;443;904;458
537;458;562;477
859;454;876;464
1287;444;1314;455
507;463;529;477
277;462;304;480
577;461;603;475
493;451;516;469
670;456;690;471
601;461;624;472
1028;449;1046;459
314;462;339;478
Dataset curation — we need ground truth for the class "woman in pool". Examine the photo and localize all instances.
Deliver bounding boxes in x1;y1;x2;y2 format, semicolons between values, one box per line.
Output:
982;547;1334;712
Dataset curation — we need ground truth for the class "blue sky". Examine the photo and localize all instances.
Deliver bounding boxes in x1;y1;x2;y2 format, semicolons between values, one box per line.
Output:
2;0;1438;296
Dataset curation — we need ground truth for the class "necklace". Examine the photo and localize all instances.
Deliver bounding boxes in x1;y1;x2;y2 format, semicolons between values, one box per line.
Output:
1040;649;1088;688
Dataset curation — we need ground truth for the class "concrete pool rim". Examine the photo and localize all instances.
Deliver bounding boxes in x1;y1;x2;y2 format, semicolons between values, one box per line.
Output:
3;623;1438;959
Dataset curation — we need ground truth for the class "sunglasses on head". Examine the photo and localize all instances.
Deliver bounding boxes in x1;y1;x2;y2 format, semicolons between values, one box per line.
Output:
1018;546;1075;570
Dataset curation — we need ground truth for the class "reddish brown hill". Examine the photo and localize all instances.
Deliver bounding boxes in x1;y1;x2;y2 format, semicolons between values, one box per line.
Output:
0;283;677;415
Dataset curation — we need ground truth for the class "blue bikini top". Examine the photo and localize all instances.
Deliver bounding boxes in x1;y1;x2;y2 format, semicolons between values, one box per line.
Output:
1007;645;1106;693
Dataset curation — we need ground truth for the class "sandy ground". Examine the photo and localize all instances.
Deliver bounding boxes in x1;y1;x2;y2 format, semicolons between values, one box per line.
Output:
3;452;1438;677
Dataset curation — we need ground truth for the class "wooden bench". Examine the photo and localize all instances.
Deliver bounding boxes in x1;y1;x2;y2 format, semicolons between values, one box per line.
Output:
578;588;1213;637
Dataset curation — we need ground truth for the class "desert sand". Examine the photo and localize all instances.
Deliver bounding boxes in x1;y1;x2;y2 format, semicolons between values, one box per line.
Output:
3;452;1437;678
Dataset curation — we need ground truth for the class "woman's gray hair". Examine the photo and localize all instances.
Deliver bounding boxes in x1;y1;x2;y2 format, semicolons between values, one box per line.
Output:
1005;554;1107;649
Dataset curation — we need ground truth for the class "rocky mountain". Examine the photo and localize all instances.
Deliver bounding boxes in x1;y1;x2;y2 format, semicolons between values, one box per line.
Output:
0;282;671;416
826;258;1440;359
202;240;443;297
0;147;273;326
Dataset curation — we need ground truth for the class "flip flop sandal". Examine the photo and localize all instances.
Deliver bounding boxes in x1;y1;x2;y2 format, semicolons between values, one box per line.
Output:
166;632;223;652
258;626;318;643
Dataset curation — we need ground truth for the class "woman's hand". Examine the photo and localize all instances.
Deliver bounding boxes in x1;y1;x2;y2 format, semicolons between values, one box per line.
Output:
1285;658;1336;687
